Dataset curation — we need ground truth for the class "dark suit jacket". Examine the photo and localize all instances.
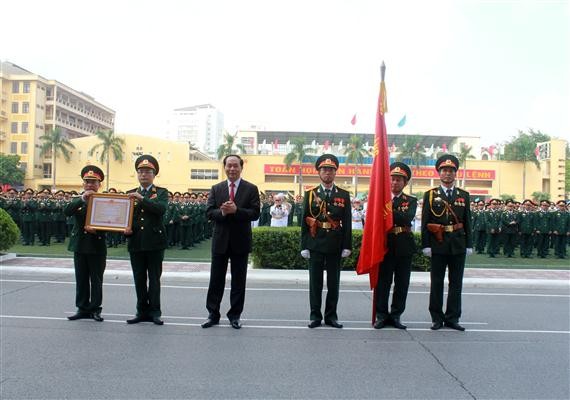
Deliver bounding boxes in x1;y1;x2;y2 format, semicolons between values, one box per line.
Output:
421;186;473;255
64;197;107;254
126;186;168;252
207;179;260;255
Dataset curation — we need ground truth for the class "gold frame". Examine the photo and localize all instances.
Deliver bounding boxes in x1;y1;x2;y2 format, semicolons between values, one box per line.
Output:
85;193;134;232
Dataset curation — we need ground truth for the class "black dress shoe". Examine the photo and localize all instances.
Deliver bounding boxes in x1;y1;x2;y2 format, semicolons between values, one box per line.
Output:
92;312;104;322
201;318;219;328
430;321;444;330
391;318;407;330
373;319;386;329
325;320;343;329
444;321;466;331
126;316;147;324
152;317;164;325
307;320;321;329
230;319;241;329
67;312;92;321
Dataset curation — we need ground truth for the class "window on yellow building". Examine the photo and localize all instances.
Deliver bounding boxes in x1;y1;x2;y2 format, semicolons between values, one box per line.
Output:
22;122;28;134
23;82;30;93
11;122;18;133
11;102;18;113
22;102;30;113
12;82;19;93
10;142;17;154
21;142;28;154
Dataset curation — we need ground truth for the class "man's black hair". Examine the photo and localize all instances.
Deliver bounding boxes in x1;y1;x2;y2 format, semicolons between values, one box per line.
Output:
223;154;244;167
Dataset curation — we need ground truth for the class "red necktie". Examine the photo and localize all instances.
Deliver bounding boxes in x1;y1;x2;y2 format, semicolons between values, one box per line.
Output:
230;182;235;202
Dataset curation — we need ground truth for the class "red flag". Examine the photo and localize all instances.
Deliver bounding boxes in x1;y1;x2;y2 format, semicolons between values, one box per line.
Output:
351;114;357;126
356;67;393;291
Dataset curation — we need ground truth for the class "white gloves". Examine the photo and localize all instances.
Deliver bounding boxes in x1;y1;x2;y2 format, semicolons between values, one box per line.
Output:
341;249;351;258
466;248;473;256
301;250;310;259
422;248;432;257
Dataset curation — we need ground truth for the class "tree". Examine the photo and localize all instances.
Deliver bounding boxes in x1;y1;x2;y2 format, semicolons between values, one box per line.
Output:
499;194;516;202
284;137;315;195
0;154;25;186
531;191;550;202
503;129;550;198
39;128;75;191
88;130;126;191
455;143;475;187
343;135;371;197
396;135;426;193
217;132;246;159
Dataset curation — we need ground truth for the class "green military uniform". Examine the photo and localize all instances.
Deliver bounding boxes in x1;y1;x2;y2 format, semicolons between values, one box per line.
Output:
165;196;180;247
500;201;519;257
127;155;168;323
301;154;352;327
2;189;21;229
52;191;67;243
375;162;417;329
552;201;569;259
36;190;54;246
20;190;37;245
484;202;502;257
471;202;487;254
179;195;193;249
518;200;536;258
65;165;107;321
535;201;552;258
421;155;472;331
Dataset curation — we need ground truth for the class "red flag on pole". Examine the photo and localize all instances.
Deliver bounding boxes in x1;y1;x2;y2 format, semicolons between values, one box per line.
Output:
351;114;357;126
356;62;393;293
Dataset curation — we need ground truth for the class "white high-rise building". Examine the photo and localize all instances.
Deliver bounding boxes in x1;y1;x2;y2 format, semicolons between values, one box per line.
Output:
167;104;224;155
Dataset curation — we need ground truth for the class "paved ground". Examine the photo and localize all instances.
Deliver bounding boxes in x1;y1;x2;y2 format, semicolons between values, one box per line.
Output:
1;265;569;399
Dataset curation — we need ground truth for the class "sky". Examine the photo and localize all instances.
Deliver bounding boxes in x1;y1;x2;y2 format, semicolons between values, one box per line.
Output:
2;0;568;146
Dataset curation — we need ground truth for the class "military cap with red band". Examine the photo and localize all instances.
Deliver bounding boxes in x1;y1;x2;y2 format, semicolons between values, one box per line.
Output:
81;165;104;181
135;154;159;174
390;162;412;180
315;154;339;170
435;154;459;171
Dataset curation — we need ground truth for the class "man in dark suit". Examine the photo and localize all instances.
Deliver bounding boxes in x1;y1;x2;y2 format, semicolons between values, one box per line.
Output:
65;165;107;322
125;155;169;325
301;154;352;329
374;162;417;330
421;154;473;331
201;154;260;329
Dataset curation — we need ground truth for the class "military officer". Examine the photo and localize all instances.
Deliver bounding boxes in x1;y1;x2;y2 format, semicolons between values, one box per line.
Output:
3;188;21;229
421;154;473;331
301;154;352;329
179;192;193;249
472;200;487;254
20;189;36;245
125;155;169;325
518;199;536;258
485;199;502;257
53;190;67;243
37;189;54;246
552;200;569;259
535;200;552;258
374;162;417;330
65;165;107;321
501;199;519;257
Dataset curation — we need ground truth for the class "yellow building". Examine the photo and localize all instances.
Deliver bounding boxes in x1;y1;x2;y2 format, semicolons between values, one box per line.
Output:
29;134;567;202
0;61;115;188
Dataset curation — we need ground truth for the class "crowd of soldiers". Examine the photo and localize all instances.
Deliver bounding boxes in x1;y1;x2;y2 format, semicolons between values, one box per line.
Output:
470;198;570;259
0;186;213;249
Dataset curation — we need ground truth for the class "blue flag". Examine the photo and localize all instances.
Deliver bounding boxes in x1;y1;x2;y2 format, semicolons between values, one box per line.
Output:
397;115;406;127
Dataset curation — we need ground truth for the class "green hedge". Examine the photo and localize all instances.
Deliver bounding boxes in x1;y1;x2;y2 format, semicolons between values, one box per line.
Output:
251;227;430;271
0;208;20;252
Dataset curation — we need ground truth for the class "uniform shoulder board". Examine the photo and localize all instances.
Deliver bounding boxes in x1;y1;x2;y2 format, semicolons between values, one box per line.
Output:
403;193;417;200
457;188;469;195
336;187;350;196
305;186;319;193
126;188;137;194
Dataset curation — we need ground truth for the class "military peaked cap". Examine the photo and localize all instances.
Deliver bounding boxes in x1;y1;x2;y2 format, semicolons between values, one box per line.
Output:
315;154;339;170
135;154;159;174
390;162;412;180
81;165;104;181
435;154;459;171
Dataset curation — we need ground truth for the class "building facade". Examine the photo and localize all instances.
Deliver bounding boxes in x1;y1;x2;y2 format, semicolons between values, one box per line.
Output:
166;104;224;156
0;61;115;187
26;134;567;202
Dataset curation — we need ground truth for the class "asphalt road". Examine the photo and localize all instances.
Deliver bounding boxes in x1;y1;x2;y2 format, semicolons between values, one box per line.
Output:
1;269;569;399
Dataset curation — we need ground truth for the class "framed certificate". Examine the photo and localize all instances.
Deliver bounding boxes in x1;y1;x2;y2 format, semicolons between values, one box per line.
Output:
85;193;134;232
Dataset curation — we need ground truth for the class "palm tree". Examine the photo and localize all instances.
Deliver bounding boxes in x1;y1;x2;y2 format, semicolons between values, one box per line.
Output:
343;135;371;197
217;132;246;159
504;129;547;198
396;135;426;193
284;137;315;195
88;130;126;191
39;128;75;191
456;143;476;188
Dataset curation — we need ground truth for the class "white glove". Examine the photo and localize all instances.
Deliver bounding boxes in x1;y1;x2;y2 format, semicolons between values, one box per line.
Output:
466;248;473;256
341;249;351;258
300;250;310;259
422;248;432;257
